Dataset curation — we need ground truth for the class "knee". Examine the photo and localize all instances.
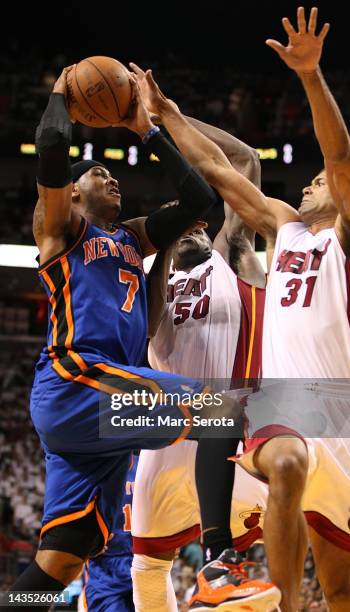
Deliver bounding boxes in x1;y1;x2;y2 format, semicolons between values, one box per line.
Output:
35;550;83;585
268;451;308;498
132;550;176;569
323;578;350;607
132;553;176;612
150;549;177;561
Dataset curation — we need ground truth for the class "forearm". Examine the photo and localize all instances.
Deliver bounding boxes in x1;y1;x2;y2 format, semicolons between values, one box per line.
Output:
157;103;231;177
35;93;72;188
147;247;173;338
144;131;221;250
185;115;261;185
299;67;350;163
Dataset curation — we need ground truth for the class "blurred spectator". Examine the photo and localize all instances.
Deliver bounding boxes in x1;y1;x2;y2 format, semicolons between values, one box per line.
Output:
181;540;203;572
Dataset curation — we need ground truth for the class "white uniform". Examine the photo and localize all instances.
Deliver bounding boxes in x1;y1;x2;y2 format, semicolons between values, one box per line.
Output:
148;250;242;385
263;222;350;378
236;222;350;550
132;250;268;554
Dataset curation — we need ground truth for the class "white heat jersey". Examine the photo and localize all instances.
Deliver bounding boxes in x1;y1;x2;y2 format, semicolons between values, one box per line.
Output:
133;250;268;550
263;222;350;378
149;250;241;385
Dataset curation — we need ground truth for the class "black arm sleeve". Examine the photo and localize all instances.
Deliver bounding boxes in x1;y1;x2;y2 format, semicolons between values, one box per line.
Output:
144;131;223;250
35;93;72;188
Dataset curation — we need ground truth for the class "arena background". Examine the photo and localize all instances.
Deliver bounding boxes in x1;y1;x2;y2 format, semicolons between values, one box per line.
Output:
0;1;347;609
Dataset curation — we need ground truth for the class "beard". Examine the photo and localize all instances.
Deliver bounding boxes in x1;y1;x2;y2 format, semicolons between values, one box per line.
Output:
173;244;211;270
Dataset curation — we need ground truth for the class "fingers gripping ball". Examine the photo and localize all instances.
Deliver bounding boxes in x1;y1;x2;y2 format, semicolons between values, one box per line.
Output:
67;56;133;127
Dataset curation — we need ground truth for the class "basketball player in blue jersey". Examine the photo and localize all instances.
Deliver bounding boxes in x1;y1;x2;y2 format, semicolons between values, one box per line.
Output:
3;67;241;607
81;455;138;612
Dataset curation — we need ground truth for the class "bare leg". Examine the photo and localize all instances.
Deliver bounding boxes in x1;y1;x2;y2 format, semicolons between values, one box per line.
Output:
36;550;84;584
309;526;350;612
255;437;309;612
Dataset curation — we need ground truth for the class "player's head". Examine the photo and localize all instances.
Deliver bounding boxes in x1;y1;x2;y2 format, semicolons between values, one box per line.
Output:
71;160;121;222
173;227;212;271
299;169;336;225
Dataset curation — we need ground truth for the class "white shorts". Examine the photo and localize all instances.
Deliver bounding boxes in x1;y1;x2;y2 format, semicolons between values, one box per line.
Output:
131;440;268;555
235;436;350;551
242;379;350;439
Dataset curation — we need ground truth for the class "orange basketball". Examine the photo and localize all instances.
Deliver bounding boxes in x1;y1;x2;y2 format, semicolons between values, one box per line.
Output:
67;56;133;128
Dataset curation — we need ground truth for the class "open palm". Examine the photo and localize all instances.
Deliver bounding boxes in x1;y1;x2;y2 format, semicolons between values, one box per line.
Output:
129;63;162;115
266;7;330;73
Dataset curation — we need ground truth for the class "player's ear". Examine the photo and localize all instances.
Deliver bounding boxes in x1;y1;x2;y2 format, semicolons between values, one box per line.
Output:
72;182;80;202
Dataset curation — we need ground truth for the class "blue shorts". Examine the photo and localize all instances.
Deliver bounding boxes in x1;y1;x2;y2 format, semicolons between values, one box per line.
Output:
84;554;134;612
30;353;204;550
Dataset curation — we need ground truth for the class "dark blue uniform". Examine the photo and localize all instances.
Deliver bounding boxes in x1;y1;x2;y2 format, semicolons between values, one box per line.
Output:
83;456;138;612
30;218;204;552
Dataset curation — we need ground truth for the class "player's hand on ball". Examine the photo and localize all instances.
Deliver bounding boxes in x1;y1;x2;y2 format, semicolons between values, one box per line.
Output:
266;7;330;74
115;76;154;138
52;66;75;97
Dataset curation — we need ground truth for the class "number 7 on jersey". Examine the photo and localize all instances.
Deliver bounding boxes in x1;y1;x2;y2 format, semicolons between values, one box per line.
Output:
119;269;139;313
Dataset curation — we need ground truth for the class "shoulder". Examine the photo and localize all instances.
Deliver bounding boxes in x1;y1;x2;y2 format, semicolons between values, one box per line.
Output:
267;198;300;231
212;248;230;267
211;248;239;277
276;220;306;239
123;218;157;258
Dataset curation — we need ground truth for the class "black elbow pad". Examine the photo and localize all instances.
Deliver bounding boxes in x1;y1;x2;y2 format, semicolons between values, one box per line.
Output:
145;183;222;251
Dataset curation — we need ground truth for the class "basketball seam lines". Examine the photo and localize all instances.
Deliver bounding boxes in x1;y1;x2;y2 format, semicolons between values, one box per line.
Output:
75;64;110;124
86;58;122;121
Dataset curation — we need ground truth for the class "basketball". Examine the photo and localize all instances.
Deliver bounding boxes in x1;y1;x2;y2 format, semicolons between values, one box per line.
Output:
67;56;133;128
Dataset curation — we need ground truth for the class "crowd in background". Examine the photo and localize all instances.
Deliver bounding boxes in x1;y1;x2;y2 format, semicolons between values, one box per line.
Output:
1;48;350;145
1;49;341;246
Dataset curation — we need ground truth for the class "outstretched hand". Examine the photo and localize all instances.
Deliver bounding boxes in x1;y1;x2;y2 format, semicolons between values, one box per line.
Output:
129;62;179;117
266;6;330;74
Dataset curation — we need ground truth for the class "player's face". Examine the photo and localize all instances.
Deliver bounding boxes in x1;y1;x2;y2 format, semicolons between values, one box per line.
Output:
173;228;212;269
299;170;336;223
77;166;121;219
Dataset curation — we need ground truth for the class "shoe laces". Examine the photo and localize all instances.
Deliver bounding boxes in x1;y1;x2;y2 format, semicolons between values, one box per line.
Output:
225;561;256;582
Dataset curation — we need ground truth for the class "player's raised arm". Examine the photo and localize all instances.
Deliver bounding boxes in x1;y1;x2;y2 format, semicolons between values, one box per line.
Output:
184;116;261;187
186;118;264;255
130;63;298;241
33;67;82;262
266;6;350;243
118;78;222;257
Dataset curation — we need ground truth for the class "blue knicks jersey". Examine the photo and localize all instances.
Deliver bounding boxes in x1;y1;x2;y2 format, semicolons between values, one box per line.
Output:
38;218;147;365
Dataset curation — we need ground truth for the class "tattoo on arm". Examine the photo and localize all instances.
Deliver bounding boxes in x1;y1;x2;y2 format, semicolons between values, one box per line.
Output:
33;205;44;237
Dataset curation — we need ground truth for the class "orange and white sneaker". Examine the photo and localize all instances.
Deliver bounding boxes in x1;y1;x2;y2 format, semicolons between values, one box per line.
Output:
189;549;281;611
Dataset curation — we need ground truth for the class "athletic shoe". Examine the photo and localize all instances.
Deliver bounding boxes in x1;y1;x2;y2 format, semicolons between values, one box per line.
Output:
189;548;281;611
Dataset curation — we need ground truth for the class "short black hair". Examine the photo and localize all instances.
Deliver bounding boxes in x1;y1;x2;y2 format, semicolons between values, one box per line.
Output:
71;160;107;182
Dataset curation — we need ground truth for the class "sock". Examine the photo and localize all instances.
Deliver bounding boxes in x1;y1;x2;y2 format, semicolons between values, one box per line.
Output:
131;554;177;612
195;436;240;563
1;561;65;611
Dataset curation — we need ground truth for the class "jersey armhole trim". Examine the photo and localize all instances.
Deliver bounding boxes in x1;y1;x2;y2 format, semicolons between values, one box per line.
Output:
333;225;350;259
276;220;304;238
38;217;88;274
118;222;143;257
